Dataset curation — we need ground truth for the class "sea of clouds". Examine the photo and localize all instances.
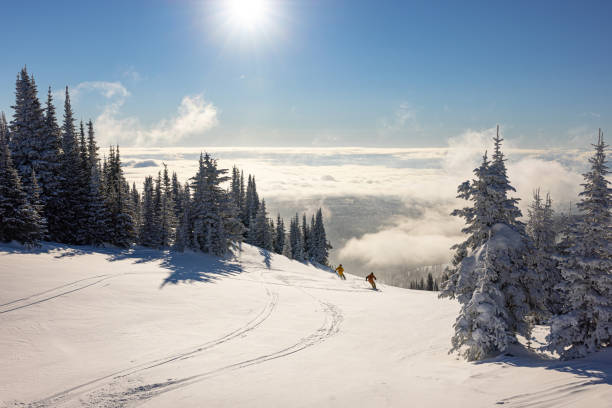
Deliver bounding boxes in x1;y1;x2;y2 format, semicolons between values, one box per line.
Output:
119;127;593;279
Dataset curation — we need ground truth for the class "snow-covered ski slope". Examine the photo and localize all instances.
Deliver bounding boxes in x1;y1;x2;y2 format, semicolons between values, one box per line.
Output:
1;243;610;407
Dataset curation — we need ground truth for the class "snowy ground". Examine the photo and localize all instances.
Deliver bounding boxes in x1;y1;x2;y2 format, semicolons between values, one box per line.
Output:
0;243;610;407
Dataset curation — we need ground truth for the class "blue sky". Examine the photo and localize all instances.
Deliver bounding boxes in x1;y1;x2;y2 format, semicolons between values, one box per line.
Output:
1;0;610;147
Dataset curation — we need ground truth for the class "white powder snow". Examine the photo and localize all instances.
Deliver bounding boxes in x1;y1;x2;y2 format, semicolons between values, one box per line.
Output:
0;243;610;407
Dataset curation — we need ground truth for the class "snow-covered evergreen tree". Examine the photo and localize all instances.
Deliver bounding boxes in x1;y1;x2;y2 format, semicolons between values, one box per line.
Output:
441;127;535;360
490;126;524;230
251;199;274;250
0;123;45;244
9;68;49;201
130;182;141;233
547;130;612;359
289;214;304;261
273;214;285;254
244;175;259;230
104;146;135;247
189;153;242;255
526;189;560;316
159;164;176;247
174;182;192;251
139;176;159;247
311;208;330;265
282;231;292;258
53;86;88;243
171;171;183;220
302;214;311;260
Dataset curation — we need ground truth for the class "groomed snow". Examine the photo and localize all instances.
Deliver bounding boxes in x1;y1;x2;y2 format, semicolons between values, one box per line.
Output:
0;243;610;407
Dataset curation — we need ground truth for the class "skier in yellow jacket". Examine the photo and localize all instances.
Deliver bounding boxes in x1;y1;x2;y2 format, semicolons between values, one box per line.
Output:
335;264;346;280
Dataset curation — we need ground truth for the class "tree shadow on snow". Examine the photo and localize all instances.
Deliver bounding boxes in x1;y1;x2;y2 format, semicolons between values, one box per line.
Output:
259;248;272;269
476;346;612;387
106;248;244;288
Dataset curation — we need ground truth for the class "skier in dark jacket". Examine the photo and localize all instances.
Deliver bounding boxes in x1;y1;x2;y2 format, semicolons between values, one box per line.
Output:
366;272;377;290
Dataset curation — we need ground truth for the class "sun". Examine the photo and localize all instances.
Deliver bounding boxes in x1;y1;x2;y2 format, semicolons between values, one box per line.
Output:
226;0;272;31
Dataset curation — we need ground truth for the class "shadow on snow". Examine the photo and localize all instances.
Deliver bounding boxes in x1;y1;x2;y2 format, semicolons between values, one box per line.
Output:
475;345;612;388
0;241;245;289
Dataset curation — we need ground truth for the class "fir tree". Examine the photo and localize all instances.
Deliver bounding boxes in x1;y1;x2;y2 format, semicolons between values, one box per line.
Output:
190;153;242;255
526;189;560;316
9;68;49;201
171;171;183;220
548;130;612;359
301;214;311;260
274;214;285;254
139;176;159;247
174;182;192;251
441;128;535;360
311;208;330;265
0;124;44;244
252;199;274;250
159;164;177;247
289;214;304;261
104;146;135;247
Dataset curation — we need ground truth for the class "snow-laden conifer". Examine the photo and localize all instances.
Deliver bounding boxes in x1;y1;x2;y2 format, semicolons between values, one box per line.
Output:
547;130;611;359
0;123;45;244
274;214;285;254
252;199;274;250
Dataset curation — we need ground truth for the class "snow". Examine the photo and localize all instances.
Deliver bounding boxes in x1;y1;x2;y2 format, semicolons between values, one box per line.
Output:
1;243;610;407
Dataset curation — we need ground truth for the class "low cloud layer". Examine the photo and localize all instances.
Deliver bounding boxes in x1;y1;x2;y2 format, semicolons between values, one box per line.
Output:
118;127;596;277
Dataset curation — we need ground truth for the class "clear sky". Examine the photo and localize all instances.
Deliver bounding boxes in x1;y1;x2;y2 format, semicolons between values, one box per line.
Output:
1;0;610;147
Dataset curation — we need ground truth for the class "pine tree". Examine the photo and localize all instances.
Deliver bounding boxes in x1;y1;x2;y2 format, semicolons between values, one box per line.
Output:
139;176;159;247
548;130;612;359
526;189;560;316
311;208;330;265
190;153;242;255
159;164;177;247
289;214;304;261
426;272;434;291
104;146;135;247
9;68;49;201
130;182;141;232
52;86;88;243
244;175;259;230
490;125;523;229
441;128;535;360
302;214;311;260
274;214;285;254
451;242;509;361
252;199;273;250
174;182;192;251
0;124;45;244
282;231;292;258
171;171;183;220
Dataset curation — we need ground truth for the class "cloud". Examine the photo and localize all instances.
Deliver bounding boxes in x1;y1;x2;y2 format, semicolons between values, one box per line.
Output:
338;205;462;270
95;94;218;146
127;159;159;168
117;135;590;276
73;81;130;99
379;102;421;136
122;67;144;82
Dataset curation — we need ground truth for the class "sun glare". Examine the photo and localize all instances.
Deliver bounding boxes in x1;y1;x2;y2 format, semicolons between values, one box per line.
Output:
227;0;271;31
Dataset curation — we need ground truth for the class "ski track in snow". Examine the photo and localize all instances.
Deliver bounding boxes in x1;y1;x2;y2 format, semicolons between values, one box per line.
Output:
496;378;594;407
93;289;343;407
24;271;279;408
0;271;165;315
81;264;344;408
3;246;608;408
